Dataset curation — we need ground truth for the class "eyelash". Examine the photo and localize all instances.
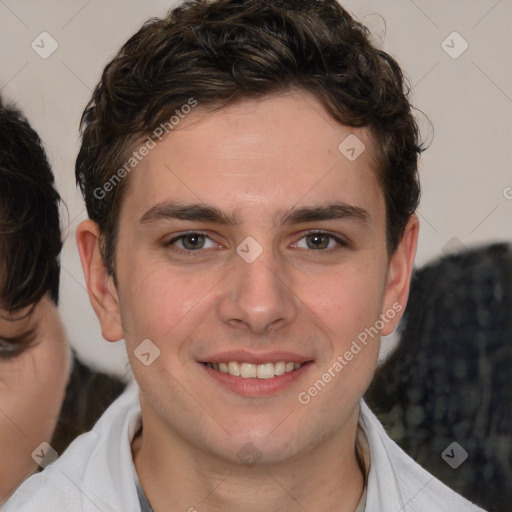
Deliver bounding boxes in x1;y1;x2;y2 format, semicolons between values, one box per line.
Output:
166;231;218;253
293;231;347;251
0;332;37;361
165;231;347;254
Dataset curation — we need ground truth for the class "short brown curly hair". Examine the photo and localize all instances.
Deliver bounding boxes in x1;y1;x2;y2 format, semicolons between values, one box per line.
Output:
76;0;422;275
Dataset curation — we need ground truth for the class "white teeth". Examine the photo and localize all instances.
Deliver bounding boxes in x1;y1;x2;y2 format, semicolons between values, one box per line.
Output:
240;363;257;378
207;360;303;379
274;361;286;376
228;361;241;376
256;363;275;379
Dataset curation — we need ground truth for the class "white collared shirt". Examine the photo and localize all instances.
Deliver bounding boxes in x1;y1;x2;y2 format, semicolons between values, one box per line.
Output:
4;383;485;512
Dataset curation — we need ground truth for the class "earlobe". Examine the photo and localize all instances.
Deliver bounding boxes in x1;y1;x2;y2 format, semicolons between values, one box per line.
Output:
75;219;124;342
381;215;419;336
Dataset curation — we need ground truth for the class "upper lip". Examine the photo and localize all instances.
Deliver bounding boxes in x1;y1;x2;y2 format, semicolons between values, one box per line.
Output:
200;350;313;365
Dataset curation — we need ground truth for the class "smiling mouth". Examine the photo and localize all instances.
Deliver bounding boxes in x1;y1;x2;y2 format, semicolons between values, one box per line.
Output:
203;361;304;379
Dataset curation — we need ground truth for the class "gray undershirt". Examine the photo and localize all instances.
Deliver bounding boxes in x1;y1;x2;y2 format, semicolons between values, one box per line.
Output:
135;472;154;512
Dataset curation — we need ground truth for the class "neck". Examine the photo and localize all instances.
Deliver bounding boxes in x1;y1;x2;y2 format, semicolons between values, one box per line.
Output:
132;400;365;512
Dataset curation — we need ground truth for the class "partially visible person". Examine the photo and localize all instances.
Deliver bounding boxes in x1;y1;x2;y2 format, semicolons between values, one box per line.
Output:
3;1;485;510
365;242;512;512
0;96;126;505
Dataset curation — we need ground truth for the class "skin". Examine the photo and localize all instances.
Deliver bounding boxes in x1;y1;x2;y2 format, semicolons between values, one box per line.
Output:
77;90;418;512
0;294;70;504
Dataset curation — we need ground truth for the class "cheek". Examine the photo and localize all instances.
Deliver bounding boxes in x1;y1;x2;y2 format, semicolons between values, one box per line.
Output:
120;258;220;335
298;262;385;395
119;263;222;379
0;346;68;501
303;263;385;335
0;414;35;503
26;347;69;437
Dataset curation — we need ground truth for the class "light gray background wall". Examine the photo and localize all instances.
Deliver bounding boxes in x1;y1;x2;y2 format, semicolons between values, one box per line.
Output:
1;0;511;376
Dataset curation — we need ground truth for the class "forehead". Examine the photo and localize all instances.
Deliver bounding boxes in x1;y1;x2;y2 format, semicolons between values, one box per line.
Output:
122;91;382;220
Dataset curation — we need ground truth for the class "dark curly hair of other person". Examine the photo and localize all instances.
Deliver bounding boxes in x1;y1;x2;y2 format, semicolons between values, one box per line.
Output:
365;243;512;512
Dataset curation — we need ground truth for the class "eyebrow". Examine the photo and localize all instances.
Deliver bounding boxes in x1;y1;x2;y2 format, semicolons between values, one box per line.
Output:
140;203;238;225
280;202;370;225
139;201;370;227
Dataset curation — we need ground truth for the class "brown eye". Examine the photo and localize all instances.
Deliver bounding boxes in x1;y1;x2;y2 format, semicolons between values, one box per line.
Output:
180;234;207;250
167;232;217;252
305;233;330;250
294;232;345;251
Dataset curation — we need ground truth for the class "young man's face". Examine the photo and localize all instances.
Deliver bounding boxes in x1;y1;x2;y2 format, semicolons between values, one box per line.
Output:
80;90;417;464
0;294;70;503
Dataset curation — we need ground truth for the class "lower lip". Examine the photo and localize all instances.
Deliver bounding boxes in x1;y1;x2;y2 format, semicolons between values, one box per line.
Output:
200;362;313;397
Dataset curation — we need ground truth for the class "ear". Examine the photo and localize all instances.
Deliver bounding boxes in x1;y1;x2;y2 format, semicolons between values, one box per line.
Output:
76;219;123;342
380;214;419;335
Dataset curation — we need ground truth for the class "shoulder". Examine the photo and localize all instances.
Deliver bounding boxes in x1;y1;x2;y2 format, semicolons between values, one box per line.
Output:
3;383;141;512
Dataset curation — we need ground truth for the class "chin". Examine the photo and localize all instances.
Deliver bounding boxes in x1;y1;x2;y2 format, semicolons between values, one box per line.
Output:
203;425;304;467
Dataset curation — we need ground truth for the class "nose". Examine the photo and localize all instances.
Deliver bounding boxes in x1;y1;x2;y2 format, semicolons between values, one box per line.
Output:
217;247;298;335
